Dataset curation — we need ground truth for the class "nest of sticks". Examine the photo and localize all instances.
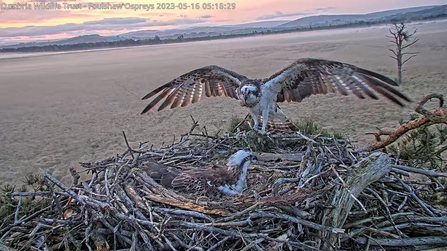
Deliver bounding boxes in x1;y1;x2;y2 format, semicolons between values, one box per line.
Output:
1;105;447;251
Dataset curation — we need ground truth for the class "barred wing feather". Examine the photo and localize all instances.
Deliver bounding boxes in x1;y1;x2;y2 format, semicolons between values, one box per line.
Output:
141;65;248;114
264;58;412;106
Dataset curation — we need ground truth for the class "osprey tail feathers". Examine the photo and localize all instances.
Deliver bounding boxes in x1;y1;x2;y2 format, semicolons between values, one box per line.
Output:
251;106;298;132
257;116;298;132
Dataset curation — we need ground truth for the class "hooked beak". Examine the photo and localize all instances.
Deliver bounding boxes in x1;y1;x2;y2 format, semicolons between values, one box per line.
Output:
244;93;249;101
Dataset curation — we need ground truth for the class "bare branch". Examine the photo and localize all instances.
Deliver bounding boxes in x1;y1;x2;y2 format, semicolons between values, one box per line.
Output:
388;48;399;56
364;93;447;151
401;55;418;65
401;52;419;55
401;38;419;49
389;55;398;60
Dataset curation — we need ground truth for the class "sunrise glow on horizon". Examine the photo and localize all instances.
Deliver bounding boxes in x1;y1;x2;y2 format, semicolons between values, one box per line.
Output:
0;0;446;43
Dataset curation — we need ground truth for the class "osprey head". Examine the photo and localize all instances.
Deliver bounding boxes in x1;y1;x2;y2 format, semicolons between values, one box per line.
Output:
237;79;262;107
226;150;258;171
224;150;258;194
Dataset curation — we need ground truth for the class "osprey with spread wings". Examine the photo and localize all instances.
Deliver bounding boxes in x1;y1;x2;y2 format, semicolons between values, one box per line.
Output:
141;58;412;134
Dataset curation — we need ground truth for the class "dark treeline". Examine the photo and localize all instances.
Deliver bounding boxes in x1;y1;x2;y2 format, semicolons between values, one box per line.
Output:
2;13;446;53
0;33;252;53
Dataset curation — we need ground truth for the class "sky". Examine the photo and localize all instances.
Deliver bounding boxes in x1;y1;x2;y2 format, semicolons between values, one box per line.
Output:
0;0;446;44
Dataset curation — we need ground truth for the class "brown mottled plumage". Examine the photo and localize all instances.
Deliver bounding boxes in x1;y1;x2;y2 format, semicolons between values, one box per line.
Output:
144;162;238;192
141;150;257;196
141;58;412;134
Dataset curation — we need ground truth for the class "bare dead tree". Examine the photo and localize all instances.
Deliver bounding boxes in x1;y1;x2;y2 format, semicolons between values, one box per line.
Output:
387;21;419;84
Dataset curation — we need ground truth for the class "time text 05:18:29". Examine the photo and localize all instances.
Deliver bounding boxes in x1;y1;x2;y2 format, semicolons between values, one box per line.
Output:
156;2;236;10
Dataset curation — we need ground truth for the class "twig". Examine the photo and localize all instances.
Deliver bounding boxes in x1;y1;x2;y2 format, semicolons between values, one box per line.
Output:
122;131;135;160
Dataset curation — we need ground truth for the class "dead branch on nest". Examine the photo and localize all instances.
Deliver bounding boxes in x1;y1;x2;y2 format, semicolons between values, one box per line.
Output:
1;115;446;251
366;93;447;151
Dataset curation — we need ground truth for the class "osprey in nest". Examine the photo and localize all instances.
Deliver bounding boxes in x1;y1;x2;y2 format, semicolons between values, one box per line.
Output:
141;58;411;134
142;150;258;196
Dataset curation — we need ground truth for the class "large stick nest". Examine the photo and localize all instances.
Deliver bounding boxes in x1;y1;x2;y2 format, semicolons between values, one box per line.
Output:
1;105;447;251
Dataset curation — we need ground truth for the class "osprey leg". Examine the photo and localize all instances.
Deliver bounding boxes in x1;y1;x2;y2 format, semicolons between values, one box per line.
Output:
249;110;260;131
260;109;270;134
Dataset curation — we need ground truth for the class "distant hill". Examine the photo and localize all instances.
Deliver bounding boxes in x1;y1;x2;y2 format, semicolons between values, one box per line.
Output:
119;20;288;39
1;34;127;49
279;5;445;28
59;34;126;44
384;4;447;21
220;20;290;28
1;4;446;51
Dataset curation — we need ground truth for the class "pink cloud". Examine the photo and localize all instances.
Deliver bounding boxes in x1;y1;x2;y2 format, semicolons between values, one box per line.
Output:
0;0;445;44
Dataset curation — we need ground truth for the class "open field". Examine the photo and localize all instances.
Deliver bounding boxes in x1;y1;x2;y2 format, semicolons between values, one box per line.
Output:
1;21;446;186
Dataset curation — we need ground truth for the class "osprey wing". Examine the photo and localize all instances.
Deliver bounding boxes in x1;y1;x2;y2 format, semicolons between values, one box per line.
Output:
142;160;182;189
141;65;248;114
263;58;411;106
170;165;237;194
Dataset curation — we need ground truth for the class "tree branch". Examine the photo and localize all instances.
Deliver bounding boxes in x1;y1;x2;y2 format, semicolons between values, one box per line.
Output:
364;93;447;151
401;39;419;49
401;55;418;65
